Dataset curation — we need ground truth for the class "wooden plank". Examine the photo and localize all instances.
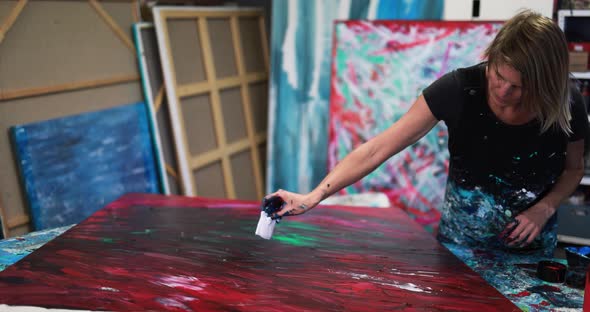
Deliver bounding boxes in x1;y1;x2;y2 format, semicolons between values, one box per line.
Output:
197;16;235;198
153;9;196;195
259;16;270;73
177;81;212;98
165;164;179;180
254;132;266;144
131;0;139;23
153;85;164;112
191;137;251;169
190;133;265;169
0;0;27;45
162;9;262;19
89;0;135;53
6;214;30;229
176;72;266;98
230;15;264;199
0;74;139;101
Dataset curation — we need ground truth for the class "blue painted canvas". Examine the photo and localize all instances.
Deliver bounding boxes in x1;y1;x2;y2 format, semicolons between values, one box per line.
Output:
11;103;161;231
267;0;443;194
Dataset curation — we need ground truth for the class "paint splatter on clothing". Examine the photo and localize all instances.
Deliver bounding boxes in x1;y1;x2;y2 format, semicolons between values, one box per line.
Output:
423;63;589;256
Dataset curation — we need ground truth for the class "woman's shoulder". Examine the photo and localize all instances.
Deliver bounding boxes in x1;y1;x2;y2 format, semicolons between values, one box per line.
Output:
454;62;487;88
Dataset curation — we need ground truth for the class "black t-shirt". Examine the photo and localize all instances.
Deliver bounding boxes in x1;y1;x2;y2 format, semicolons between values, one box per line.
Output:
423;62;589;255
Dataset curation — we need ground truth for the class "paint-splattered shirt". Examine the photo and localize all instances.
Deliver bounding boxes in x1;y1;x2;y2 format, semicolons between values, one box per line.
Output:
423;63;589;256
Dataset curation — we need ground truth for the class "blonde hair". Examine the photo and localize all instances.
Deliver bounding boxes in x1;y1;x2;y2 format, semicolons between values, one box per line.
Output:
484;10;571;134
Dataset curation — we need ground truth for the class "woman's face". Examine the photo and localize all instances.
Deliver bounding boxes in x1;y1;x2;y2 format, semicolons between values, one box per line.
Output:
487;63;523;108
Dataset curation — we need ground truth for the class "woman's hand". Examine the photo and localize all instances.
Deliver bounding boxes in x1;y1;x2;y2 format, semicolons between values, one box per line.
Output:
265;189;320;219
504;201;556;246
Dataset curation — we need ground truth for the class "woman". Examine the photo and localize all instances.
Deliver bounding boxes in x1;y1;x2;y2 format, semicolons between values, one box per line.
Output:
267;10;589;256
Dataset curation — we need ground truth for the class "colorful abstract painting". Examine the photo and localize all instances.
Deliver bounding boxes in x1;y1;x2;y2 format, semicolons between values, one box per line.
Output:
10;103;161;231
0;194;519;311
0;225;73;272
267;0;443;195
445;243;585;310
329;21;502;230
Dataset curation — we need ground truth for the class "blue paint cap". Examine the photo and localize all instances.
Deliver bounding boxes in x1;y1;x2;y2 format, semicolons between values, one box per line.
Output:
261;196;285;222
564;246;590;288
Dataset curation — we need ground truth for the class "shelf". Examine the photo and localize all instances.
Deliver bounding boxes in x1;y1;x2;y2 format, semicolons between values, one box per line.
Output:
573;72;590;79
557;234;590;246
580;176;590;186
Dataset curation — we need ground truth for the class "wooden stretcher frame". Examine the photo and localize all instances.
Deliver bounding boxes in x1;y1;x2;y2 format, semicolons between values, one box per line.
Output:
153;6;269;199
0;0;142;236
0;0;141;101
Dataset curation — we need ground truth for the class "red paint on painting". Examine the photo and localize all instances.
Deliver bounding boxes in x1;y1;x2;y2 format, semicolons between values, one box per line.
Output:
0;194;520;311
513;290;531;297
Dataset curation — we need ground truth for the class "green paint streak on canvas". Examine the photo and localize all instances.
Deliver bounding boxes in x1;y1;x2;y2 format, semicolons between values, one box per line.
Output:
273;233;318;247
131;229;155;235
273;221;326;246
367;55;385;64
283;221;320;231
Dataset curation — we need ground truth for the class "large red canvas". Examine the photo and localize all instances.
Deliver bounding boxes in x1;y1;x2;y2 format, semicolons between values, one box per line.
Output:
0;194;518;311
